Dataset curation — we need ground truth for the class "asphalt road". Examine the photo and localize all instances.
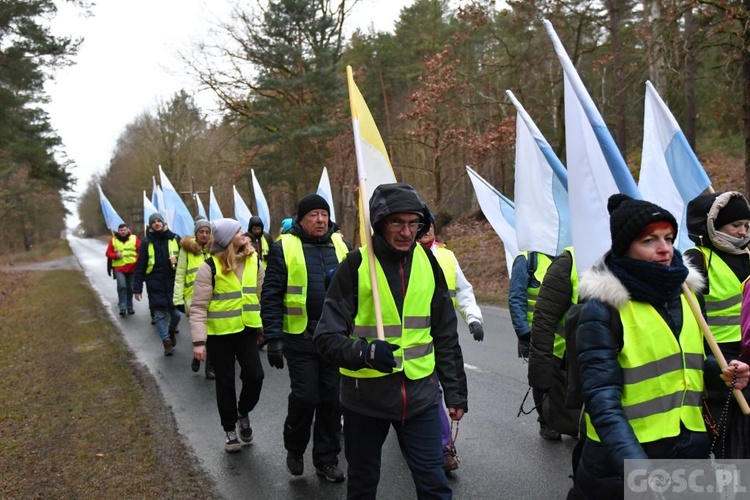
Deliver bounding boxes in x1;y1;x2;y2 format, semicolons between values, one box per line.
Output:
70;236;574;499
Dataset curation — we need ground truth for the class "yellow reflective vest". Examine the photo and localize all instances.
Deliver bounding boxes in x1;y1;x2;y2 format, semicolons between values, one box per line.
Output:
111;235;137;267
521;251;553;326
340;244;435;380
585;295;705;443
690;247;742;343
206;254;261;335
281;232;349;333
182;247;211;303
434;245;457;308
553;247;578;359
146;238;180;275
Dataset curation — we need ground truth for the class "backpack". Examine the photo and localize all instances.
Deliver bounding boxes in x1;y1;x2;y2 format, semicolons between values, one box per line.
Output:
563;301;623;410
206;257;217;288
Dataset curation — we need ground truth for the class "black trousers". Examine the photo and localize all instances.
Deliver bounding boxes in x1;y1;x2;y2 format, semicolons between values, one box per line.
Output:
283;334;341;467
207;327;264;431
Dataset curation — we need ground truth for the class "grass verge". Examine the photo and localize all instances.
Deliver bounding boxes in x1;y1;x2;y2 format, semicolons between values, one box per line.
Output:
0;243;218;498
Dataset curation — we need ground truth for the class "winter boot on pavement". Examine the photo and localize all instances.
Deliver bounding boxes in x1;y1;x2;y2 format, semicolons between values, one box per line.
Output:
205;355;215;380
539;423;561;441
225;430;241;453
162;339;173;356
315;464;345;483
237;414;253;443
443;453;459;473
168;329;177;348
286;452;304;476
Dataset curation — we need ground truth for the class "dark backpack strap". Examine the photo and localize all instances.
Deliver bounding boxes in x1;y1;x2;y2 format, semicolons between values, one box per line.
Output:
206;257;217;289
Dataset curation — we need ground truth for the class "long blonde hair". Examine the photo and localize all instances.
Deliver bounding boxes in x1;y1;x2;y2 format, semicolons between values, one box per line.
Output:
215;231;255;274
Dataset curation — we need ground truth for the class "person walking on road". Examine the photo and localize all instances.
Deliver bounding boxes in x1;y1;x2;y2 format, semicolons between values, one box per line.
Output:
133;212;182;356
105;223;140;317
572;194;750;499
173;215;215;378
261;193;350;482
418;213;482;473
314;182;468;500
247;215;273;269
189;218;265;453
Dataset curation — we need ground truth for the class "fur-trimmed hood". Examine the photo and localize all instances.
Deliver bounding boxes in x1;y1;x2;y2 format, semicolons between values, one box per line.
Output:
180;235;213;255
578;257;705;310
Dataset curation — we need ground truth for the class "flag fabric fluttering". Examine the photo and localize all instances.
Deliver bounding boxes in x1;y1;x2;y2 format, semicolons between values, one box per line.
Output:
506;90;571;257
97;184;125;232
466;166;518;276
316;166;337;224
209;186;223;222
233;185;252;231
251;169;271;232
544;19;639;276
639;80;711;251
347;66;397;246
152;176;166;218
195;193;207;220
158;165;194;238
143;190;159;231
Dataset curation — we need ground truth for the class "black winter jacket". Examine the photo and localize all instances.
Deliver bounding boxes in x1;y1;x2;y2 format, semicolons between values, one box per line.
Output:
133;228;180;309
576;258;721;477
313;233;468;420
260;219;350;345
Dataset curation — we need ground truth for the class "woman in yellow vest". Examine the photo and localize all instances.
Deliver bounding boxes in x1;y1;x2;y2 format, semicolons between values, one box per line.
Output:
685;191;750;459
572;194;750;499
173;216;215;379
189;218;265;453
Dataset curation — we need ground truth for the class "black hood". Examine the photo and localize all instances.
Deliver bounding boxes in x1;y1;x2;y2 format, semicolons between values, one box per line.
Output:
248;215;264;232
369;182;431;240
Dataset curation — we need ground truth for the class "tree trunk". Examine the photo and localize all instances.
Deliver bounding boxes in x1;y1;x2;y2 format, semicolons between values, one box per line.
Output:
684;6;697;150
608;0;627;153
744;0;750;196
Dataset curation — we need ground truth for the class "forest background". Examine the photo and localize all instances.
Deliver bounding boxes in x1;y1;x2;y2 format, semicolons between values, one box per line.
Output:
3;0;750;301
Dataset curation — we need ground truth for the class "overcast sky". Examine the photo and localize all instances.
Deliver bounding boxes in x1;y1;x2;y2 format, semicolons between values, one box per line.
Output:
46;0;412;227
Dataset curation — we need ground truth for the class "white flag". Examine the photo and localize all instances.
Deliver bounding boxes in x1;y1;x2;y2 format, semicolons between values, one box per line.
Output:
316;166;337;224
233;185;252;231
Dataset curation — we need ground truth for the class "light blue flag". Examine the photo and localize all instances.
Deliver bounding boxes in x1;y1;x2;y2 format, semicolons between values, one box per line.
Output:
466;166;518;276
158;165;193;238
195;193;207;220
639;81;711;251
97;184;124;232
251;169;271;231
209;186;223;222
316;166;337;223
544;19;640;275
151;177;165;218
233;185;252;231
143;190;159;230
506;90;571;256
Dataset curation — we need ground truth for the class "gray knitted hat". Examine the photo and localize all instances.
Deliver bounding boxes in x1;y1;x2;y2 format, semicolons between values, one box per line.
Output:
194;216;210;235
210;218;241;253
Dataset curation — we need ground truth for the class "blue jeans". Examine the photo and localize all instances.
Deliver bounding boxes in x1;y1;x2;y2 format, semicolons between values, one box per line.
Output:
153;306;181;341
343;404;451;500
114;271;134;311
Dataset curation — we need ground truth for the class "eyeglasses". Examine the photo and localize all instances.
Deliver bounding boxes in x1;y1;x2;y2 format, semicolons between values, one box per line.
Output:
385;221;424;232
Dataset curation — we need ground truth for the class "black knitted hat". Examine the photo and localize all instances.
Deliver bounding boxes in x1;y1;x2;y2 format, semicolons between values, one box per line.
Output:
608;194;678;256
714;195;750;229
296;194;330;221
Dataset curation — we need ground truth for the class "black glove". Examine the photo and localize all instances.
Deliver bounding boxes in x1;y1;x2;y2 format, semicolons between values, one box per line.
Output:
363;339;399;373
175;304;186;314
267;338;284;369
469;321;484;342
518;332;530;358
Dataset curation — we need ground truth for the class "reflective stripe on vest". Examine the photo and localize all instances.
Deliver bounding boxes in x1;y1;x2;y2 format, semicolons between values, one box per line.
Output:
341;244;435;380
112;235;137;267
281;232;348;334
146;238;180;274
260;236;270;269
183;247;211;300
691;247;742;343
585;294;705;443
206;253;261;335
520;252;552;326
434;245;457;308
553;247;578;359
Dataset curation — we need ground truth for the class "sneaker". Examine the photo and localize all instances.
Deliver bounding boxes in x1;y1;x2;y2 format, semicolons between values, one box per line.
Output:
443;454;459;473
237;415;253;443
163;339;174;356
119;309;126;316
539;423;561;441
169;330;177;348
191;358;201;372
127;308;135;315
315;463;345;483
286;452;304;476
225;430;241;453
